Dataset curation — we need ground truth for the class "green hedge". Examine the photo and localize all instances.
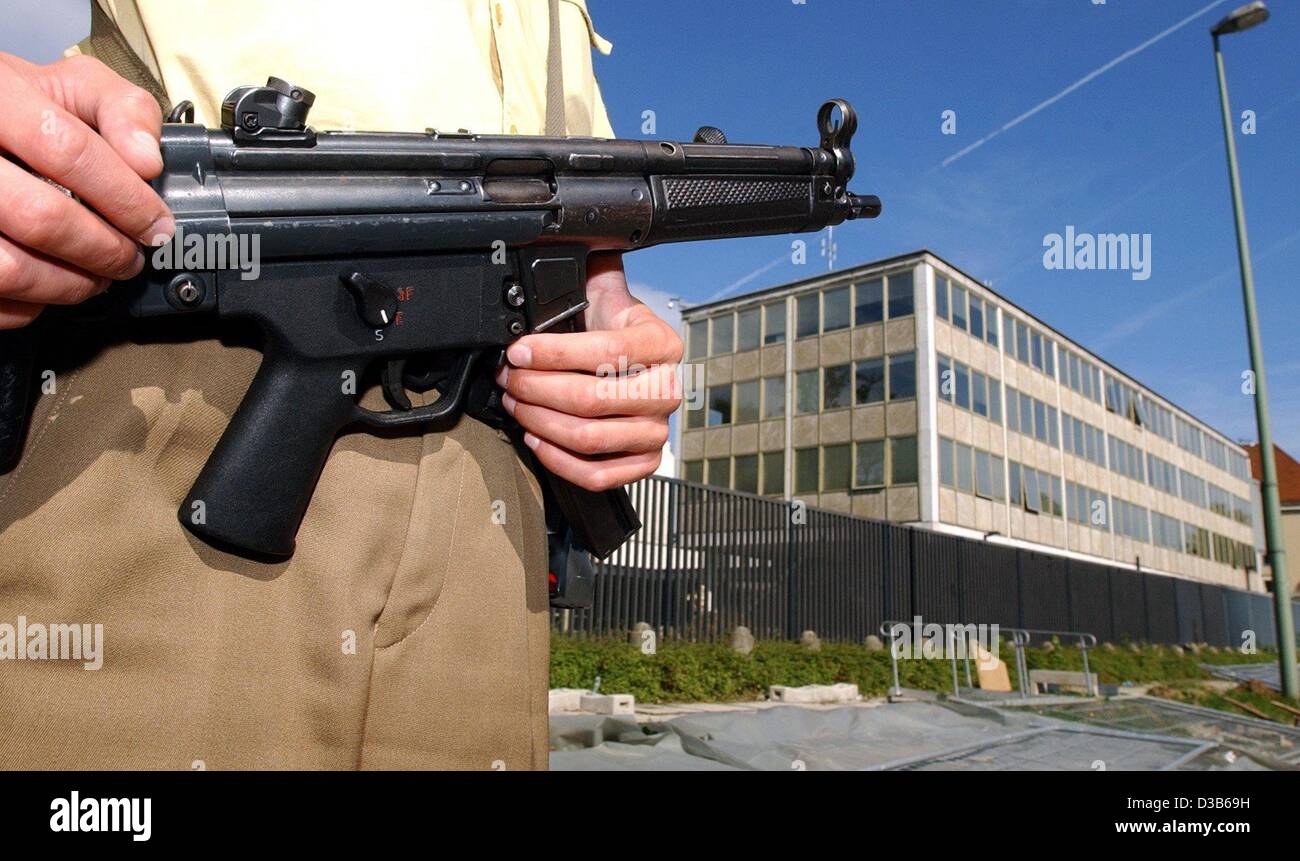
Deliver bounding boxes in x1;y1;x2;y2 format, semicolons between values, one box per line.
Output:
550;636;1276;704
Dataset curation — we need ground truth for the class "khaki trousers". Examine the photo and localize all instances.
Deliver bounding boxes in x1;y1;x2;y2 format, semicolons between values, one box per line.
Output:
0;326;549;770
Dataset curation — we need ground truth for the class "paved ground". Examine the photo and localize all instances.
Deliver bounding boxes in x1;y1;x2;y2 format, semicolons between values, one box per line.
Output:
550;691;1297;771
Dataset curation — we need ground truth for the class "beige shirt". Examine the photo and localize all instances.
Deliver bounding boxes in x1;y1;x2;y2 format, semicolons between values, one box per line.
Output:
77;0;615;136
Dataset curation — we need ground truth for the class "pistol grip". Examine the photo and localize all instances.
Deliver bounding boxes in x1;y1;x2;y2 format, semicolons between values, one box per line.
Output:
181;349;360;558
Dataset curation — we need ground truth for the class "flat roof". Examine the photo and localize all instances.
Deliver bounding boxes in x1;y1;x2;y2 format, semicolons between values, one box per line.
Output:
680;249;1251;459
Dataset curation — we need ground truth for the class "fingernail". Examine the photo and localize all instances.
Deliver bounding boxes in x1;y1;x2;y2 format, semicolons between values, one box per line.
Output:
128;248;145;277
495;364;509;387
501;392;517;413
132;129;163;169
523;432;540;450
141;213;175;246
507;343;532;368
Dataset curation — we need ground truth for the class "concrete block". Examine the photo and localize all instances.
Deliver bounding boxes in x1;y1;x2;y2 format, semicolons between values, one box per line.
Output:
1028;669;1097;696
768;683;860;704
548;688;588;714
580;693;636;715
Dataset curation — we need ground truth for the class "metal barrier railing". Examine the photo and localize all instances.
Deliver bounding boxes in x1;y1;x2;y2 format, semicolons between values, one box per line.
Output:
1003;628;1099;698
880;621;1098;699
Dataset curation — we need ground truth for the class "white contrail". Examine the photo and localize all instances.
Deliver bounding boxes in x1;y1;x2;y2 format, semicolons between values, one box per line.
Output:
941;0;1228;168
707;252;790;301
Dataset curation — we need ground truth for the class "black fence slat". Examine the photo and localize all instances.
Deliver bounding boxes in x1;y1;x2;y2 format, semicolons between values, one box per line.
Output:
556;476;1269;650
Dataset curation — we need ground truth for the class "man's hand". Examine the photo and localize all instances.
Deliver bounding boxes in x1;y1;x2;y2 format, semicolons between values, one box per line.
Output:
496;252;683;492
0;53;174;328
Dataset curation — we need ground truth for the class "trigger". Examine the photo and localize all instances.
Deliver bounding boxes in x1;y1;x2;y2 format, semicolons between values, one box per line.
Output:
382;359;412;410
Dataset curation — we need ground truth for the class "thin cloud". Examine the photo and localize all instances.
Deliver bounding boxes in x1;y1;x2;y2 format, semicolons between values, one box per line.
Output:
707;252;792;302
941;0;1228;168
1093;224;1300;349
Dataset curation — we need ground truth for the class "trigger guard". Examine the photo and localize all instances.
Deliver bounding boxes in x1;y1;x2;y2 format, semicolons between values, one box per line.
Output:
354;351;479;428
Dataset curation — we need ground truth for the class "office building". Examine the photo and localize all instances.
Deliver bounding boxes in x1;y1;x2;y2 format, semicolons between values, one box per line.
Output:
678;250;1259;588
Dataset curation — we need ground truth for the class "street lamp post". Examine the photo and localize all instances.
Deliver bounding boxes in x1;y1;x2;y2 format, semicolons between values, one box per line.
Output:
1210;1;1296;699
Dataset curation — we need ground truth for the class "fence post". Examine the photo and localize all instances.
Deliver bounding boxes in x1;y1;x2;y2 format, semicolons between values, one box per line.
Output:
1015;550;1025;629
1107;569;1117;644
1064;558;1074;632
1171;578;1181;646
785;500;797;641
882;524;893;622
909;528;919;623
1141;572;1152;643
956;539;966;624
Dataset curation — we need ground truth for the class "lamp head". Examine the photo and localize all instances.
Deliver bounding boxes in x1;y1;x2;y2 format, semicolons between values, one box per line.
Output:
1212;1;1269;37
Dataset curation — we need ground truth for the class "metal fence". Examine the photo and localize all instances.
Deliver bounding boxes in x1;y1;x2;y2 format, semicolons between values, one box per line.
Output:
555;475;1296;649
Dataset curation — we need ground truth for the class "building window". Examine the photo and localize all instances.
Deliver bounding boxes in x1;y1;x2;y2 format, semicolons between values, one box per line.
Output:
762;376;785;419
1015;320;1028;363
711;314;734;356
956;443;973;493
687;319;707;361
796;370;819;414
985;305;999;347
887;270;914;318
972;371;988;417
796;294;819;339
974;450;993;499
734;380;760;424
823;285;851;332
969;296;984;340
937;355;953;401
686;397;706;429
1023;468;1040;513
707;386;732;426
988;380;1002;423
706;457;729;487
736;307;761;352
935;276;949;321
734;454;759;494
762;450;785;496
823;363;852;409
763;300;786;345
951;285;967;330
854;278;883;326
856;358;885;404
888;352;916;400
795;447;819;494
954;362;970;409
938;437;955;487
684;460;703;483
855;440;885;488
823;444;851;492
890;436;918;484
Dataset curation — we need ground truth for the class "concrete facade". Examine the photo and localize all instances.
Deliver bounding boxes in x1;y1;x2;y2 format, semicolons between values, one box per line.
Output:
679;250;1259;590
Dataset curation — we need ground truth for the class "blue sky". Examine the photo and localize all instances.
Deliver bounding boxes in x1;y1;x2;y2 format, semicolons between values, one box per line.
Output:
6;1;1296;453
590;0;1300;454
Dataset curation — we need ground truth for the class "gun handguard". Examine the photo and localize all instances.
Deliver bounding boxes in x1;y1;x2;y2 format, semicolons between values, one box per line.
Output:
1;77;880;561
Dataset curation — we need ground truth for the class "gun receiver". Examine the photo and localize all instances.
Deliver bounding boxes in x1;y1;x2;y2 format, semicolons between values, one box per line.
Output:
0;77;881;562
